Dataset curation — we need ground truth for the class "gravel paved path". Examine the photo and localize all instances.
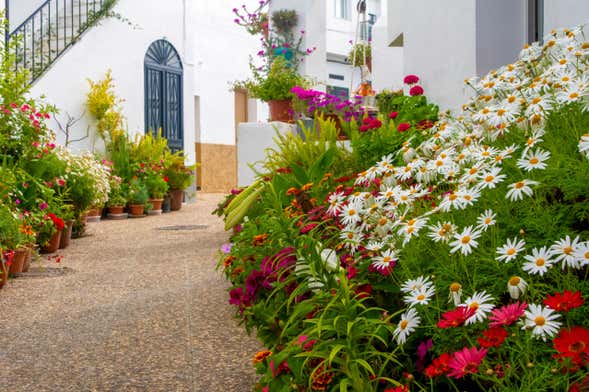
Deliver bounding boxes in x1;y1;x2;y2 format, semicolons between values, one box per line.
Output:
0;194;261;392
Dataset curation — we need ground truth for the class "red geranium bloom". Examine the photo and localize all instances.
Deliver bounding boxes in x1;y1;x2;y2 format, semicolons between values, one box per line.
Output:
488;301;527;327
425;353;452;378
163;176;169;182
404;74;420;85
47;213;65;231
397;122;411;132
477;327;508;348
409;85;424;96
389;111;398;119
447;347;488;379
437;306;476;328
553;326;589;365
544;290;584;312
569;374;589;392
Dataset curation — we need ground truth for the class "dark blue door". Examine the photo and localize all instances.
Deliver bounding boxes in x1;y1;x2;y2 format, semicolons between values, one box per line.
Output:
144;40;183;151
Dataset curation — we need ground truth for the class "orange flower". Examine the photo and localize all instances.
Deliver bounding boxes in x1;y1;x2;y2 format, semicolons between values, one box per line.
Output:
301;182;314;191
252;234;268;246
311;363;334;391
223;256;236;269
231;266;244;278
286;187;300;196
20;224;35;236
252;350;272;365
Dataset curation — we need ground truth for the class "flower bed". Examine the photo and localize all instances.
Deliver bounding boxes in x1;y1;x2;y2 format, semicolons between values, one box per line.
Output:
218;26;589;391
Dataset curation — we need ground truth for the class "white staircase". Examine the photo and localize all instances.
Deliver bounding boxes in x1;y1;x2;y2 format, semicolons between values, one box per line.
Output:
7;0;106;83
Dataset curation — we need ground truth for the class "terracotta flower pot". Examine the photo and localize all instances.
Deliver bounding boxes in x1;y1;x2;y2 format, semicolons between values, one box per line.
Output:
268;99;294;123
41;230;62;254
170;189;183;211
108;206;125;215
128;204;145;217
149;198;163;211
85;207;102;223
8;248;28;276
59;220;74;249
22;245;35;273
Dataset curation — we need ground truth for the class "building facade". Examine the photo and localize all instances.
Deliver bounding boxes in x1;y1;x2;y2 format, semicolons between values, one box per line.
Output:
2;0;264;193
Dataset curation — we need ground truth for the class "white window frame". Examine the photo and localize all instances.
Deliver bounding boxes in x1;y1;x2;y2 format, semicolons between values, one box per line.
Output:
334;0;351;20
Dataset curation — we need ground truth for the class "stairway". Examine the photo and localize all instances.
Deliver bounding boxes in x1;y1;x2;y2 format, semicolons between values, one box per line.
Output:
7;0;108;84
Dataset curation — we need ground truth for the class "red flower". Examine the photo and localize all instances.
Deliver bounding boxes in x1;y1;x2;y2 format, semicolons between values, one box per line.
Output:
544;290;584;312
437;306;476;328
553;327;589;365
299;223;318;234
489;301;527;327
388;111;398;120
404;74;420;85
447;347;487;379
397;123;411;132
47;213;65;231
384;386;409;392
477;327;508;348
409;85;424;96
425;353;452;378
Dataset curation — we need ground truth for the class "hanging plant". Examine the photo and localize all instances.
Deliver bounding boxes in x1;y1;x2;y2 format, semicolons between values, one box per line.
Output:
347;43;372;68
271;9;298;36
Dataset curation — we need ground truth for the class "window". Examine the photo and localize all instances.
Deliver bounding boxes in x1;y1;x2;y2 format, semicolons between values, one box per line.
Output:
360;13;377;41
327;86;349;98
334;0;350;20
329;73;345;81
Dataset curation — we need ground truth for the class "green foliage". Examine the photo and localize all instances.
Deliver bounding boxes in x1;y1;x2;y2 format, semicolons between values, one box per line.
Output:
271;9;298;36
0;203;25;250
144;174;168;199
127;178;149;205
163;151;194;190
376;90;439;127
238;57;306;102
348;43;371;68
86;70;125;147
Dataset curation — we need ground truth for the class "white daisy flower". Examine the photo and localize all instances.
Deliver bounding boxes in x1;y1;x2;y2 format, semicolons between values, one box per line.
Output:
507;276;528;299
320;248;339;272
478;167;507;189
574;241;589;267
550;235;582;269
522;246;556;276
439;192;464;212
522;303;561;341
579;134;589;159
516;148;551;171
403;285;436;307
393;308;421;345
397;217;428;244
401;275;433;294
456;187;481;207
448;282;463;306
476;209;496;230
326;192;346;216
496;237;526;263
339;201;363;226
339;230;362;252
463;291;495;325
450;226;482;255
505;179;539;201
365;241;384;252
371;249;398;272
428;221;456;243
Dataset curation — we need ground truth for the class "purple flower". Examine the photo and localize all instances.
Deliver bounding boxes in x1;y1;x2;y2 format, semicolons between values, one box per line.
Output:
15;199;21;205
39;202;48;210
221;243;232;254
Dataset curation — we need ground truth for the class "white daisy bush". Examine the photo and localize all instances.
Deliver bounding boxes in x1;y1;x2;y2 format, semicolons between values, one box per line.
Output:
221;25;589;392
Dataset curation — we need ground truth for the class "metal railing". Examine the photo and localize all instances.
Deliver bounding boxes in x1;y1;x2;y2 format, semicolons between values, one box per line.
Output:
6;0;105;83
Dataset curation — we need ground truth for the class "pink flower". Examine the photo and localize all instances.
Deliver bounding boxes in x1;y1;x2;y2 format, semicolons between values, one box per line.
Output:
447;347;487;379
39;202;49;211
389;111;398;119
409;85;424;96
437;306;476;329
397;122;411;132
488;301;527;328
404;74;420;85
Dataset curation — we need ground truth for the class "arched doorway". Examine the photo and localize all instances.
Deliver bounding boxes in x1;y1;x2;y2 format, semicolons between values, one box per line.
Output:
144;39;184;151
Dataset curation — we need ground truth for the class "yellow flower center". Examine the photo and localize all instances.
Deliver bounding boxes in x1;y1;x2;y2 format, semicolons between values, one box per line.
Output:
515;181;525;189
383;256;392;264
564;246;573;255
535;316;546;326
347;233;354;239
450;283;461;292
469;168;478;175
348;209;356;216
485;175;495;183
509;276;521;286
507;248;516;256
536;258;545;266
532;97;541;105
485;218;492;224
400;320;409;330
497;109;506;116
378;218;388;226
529;157;539;165
469;302;479;310
462;235;471;244
584;251;589;259
417;294;426;301
449;194;458;201
436;160;444;167
569;92;579;99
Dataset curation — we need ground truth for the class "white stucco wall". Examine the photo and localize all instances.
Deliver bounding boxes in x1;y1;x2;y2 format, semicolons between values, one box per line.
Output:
400;0;477;112
371;0;403;93
25;0;261;161
6;0;46;31
543;0;589;33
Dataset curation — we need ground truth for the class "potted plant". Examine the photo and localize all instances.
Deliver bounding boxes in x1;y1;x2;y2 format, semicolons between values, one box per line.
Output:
58;204;75;250
38;212;65;254
163;152;195;211
239;57;306;122
0;203;28;275
271;9;298;37
144;172;169;215
348;42;372;71
106;175;128;217
127;178;149;217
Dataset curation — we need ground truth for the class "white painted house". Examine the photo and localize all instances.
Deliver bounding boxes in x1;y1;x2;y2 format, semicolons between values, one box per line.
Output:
2;0;264;193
